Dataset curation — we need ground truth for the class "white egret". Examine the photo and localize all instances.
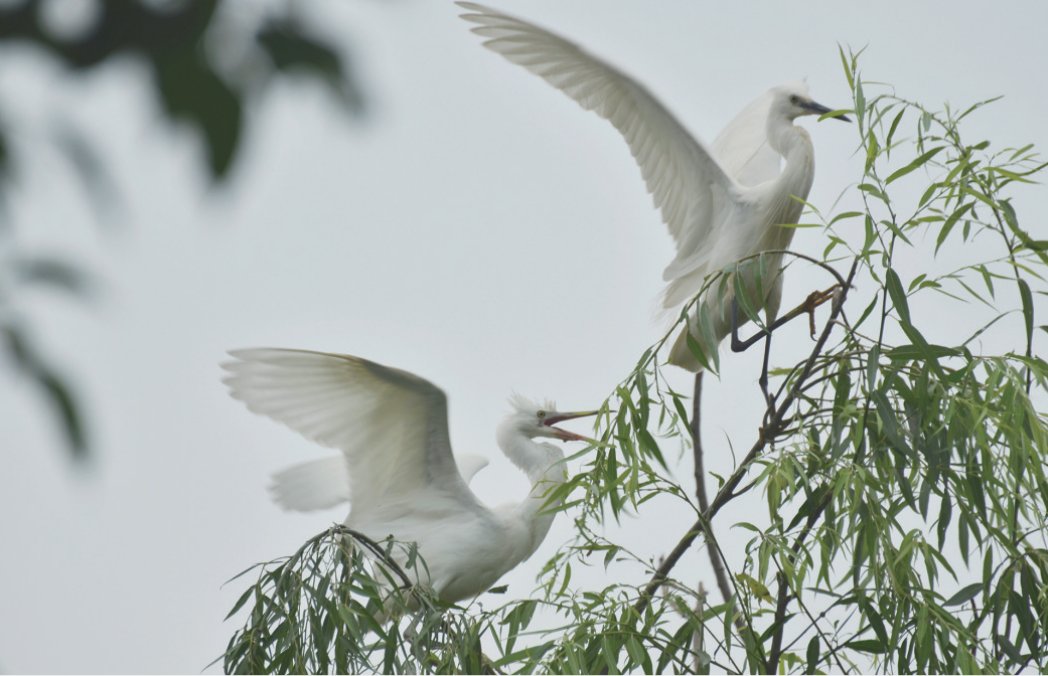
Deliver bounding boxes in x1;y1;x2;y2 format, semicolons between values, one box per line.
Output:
458;3;849;372
222;348;597;603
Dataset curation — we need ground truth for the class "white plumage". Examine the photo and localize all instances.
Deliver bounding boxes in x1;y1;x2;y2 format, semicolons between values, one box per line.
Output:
458;3;847;371
223;348;595;603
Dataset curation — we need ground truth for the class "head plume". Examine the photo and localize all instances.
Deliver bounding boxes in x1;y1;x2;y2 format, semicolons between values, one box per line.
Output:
507;393;556;415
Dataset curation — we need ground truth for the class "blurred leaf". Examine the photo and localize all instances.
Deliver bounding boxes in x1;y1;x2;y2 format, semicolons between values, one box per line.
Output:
13;255;93;298
2;323;31;367
0;124;8;179
51;122;121;225
257;20;364;113
33;366;87;460
151;49;242;179
3;324;88;461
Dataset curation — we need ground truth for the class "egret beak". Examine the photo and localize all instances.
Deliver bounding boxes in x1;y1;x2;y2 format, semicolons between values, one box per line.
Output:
803;99;851;123
544;409;600;443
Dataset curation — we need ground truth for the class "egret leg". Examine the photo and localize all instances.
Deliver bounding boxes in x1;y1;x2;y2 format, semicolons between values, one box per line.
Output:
728;286;840;420
729;298;768;353
730;285;840;353
726;299;776;412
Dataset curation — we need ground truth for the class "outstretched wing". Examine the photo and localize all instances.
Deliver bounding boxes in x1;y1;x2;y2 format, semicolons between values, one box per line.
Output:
458;2;739;265
269;455;351;512
223;348;478;515
712;89;781;188
268;451;491;513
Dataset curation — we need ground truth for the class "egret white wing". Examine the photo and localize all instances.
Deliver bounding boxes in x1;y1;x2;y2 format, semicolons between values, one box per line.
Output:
269;455;350;512
454;452;490;484
458;2;739;262
269;451;488;513
711;90;781;187
223;348;477;513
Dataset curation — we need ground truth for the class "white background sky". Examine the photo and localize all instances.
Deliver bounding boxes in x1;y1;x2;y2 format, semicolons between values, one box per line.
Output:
1;1;1046;672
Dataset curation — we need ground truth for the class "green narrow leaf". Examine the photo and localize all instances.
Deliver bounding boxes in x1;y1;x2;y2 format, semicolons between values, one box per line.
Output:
838;44;854;90
885;146;945;184
935;202;974;253
846;639;887;654
858;182;888;201
936;493;952;550
830;210;864;225
885;268;911;325
865;133;880;173
854;80;866;124
1018;278;1034;348
735;573;773;604
806;635;820;673
862;214;877;254
885;108;906;149
943;582;982;607
225;586;256;620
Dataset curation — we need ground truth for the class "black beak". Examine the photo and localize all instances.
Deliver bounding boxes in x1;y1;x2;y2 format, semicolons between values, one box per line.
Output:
804;99;851;123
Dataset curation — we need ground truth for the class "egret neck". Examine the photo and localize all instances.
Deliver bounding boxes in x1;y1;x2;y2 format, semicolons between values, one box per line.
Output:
495;420;569;559
760;113;816;255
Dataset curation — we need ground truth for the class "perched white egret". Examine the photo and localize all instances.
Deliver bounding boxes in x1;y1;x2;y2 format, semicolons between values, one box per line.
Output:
222;348;596;603
458;3;849;372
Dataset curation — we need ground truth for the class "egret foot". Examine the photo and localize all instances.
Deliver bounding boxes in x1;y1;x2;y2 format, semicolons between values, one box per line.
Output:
802;286;839;338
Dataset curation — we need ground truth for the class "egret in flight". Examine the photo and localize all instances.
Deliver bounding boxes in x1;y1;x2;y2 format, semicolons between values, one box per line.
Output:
458;3;849;372
223;348;597;603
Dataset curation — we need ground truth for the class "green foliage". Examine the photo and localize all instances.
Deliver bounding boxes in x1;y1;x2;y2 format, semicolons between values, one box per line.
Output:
221;51;1048;673
2;324;87;460
0;0;362;462
221;526;466;674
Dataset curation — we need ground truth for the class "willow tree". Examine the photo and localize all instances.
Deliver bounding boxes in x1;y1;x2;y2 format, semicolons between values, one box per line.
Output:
220;51;1048;675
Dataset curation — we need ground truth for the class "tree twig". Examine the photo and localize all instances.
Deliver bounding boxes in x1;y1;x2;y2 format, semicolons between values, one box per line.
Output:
691;372;746;634
634;258;858;619
765;491;847;674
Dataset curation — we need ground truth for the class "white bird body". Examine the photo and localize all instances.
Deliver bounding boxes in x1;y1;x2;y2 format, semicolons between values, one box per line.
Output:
458;3;846;371
664;113;817;368
223;348;594;603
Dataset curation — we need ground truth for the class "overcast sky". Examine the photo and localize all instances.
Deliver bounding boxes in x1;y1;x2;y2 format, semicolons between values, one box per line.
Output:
1;1;1046;672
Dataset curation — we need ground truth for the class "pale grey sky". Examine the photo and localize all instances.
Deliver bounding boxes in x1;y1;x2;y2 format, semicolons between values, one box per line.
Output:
1;1;1046;672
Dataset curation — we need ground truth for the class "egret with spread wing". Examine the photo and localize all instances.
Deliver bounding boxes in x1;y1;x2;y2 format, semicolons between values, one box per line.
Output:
458;3;849;372
223;348;596;603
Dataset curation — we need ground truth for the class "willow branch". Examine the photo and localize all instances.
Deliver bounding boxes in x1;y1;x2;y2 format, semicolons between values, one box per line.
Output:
766;492;846;674
691;372;744;632
634;258;858;617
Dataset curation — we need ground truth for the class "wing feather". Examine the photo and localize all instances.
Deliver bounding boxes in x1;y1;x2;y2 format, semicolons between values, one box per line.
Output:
711;90;782;187
223;348;477;515
268;450;489;513
458;2;739;259
269;456;351;512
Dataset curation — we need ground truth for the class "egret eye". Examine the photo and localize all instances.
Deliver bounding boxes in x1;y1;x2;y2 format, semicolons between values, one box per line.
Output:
537;410;547;419
790;95;800;105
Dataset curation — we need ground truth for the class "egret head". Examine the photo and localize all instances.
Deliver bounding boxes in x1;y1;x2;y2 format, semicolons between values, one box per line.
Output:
772;82;850;123
507;394;599;442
